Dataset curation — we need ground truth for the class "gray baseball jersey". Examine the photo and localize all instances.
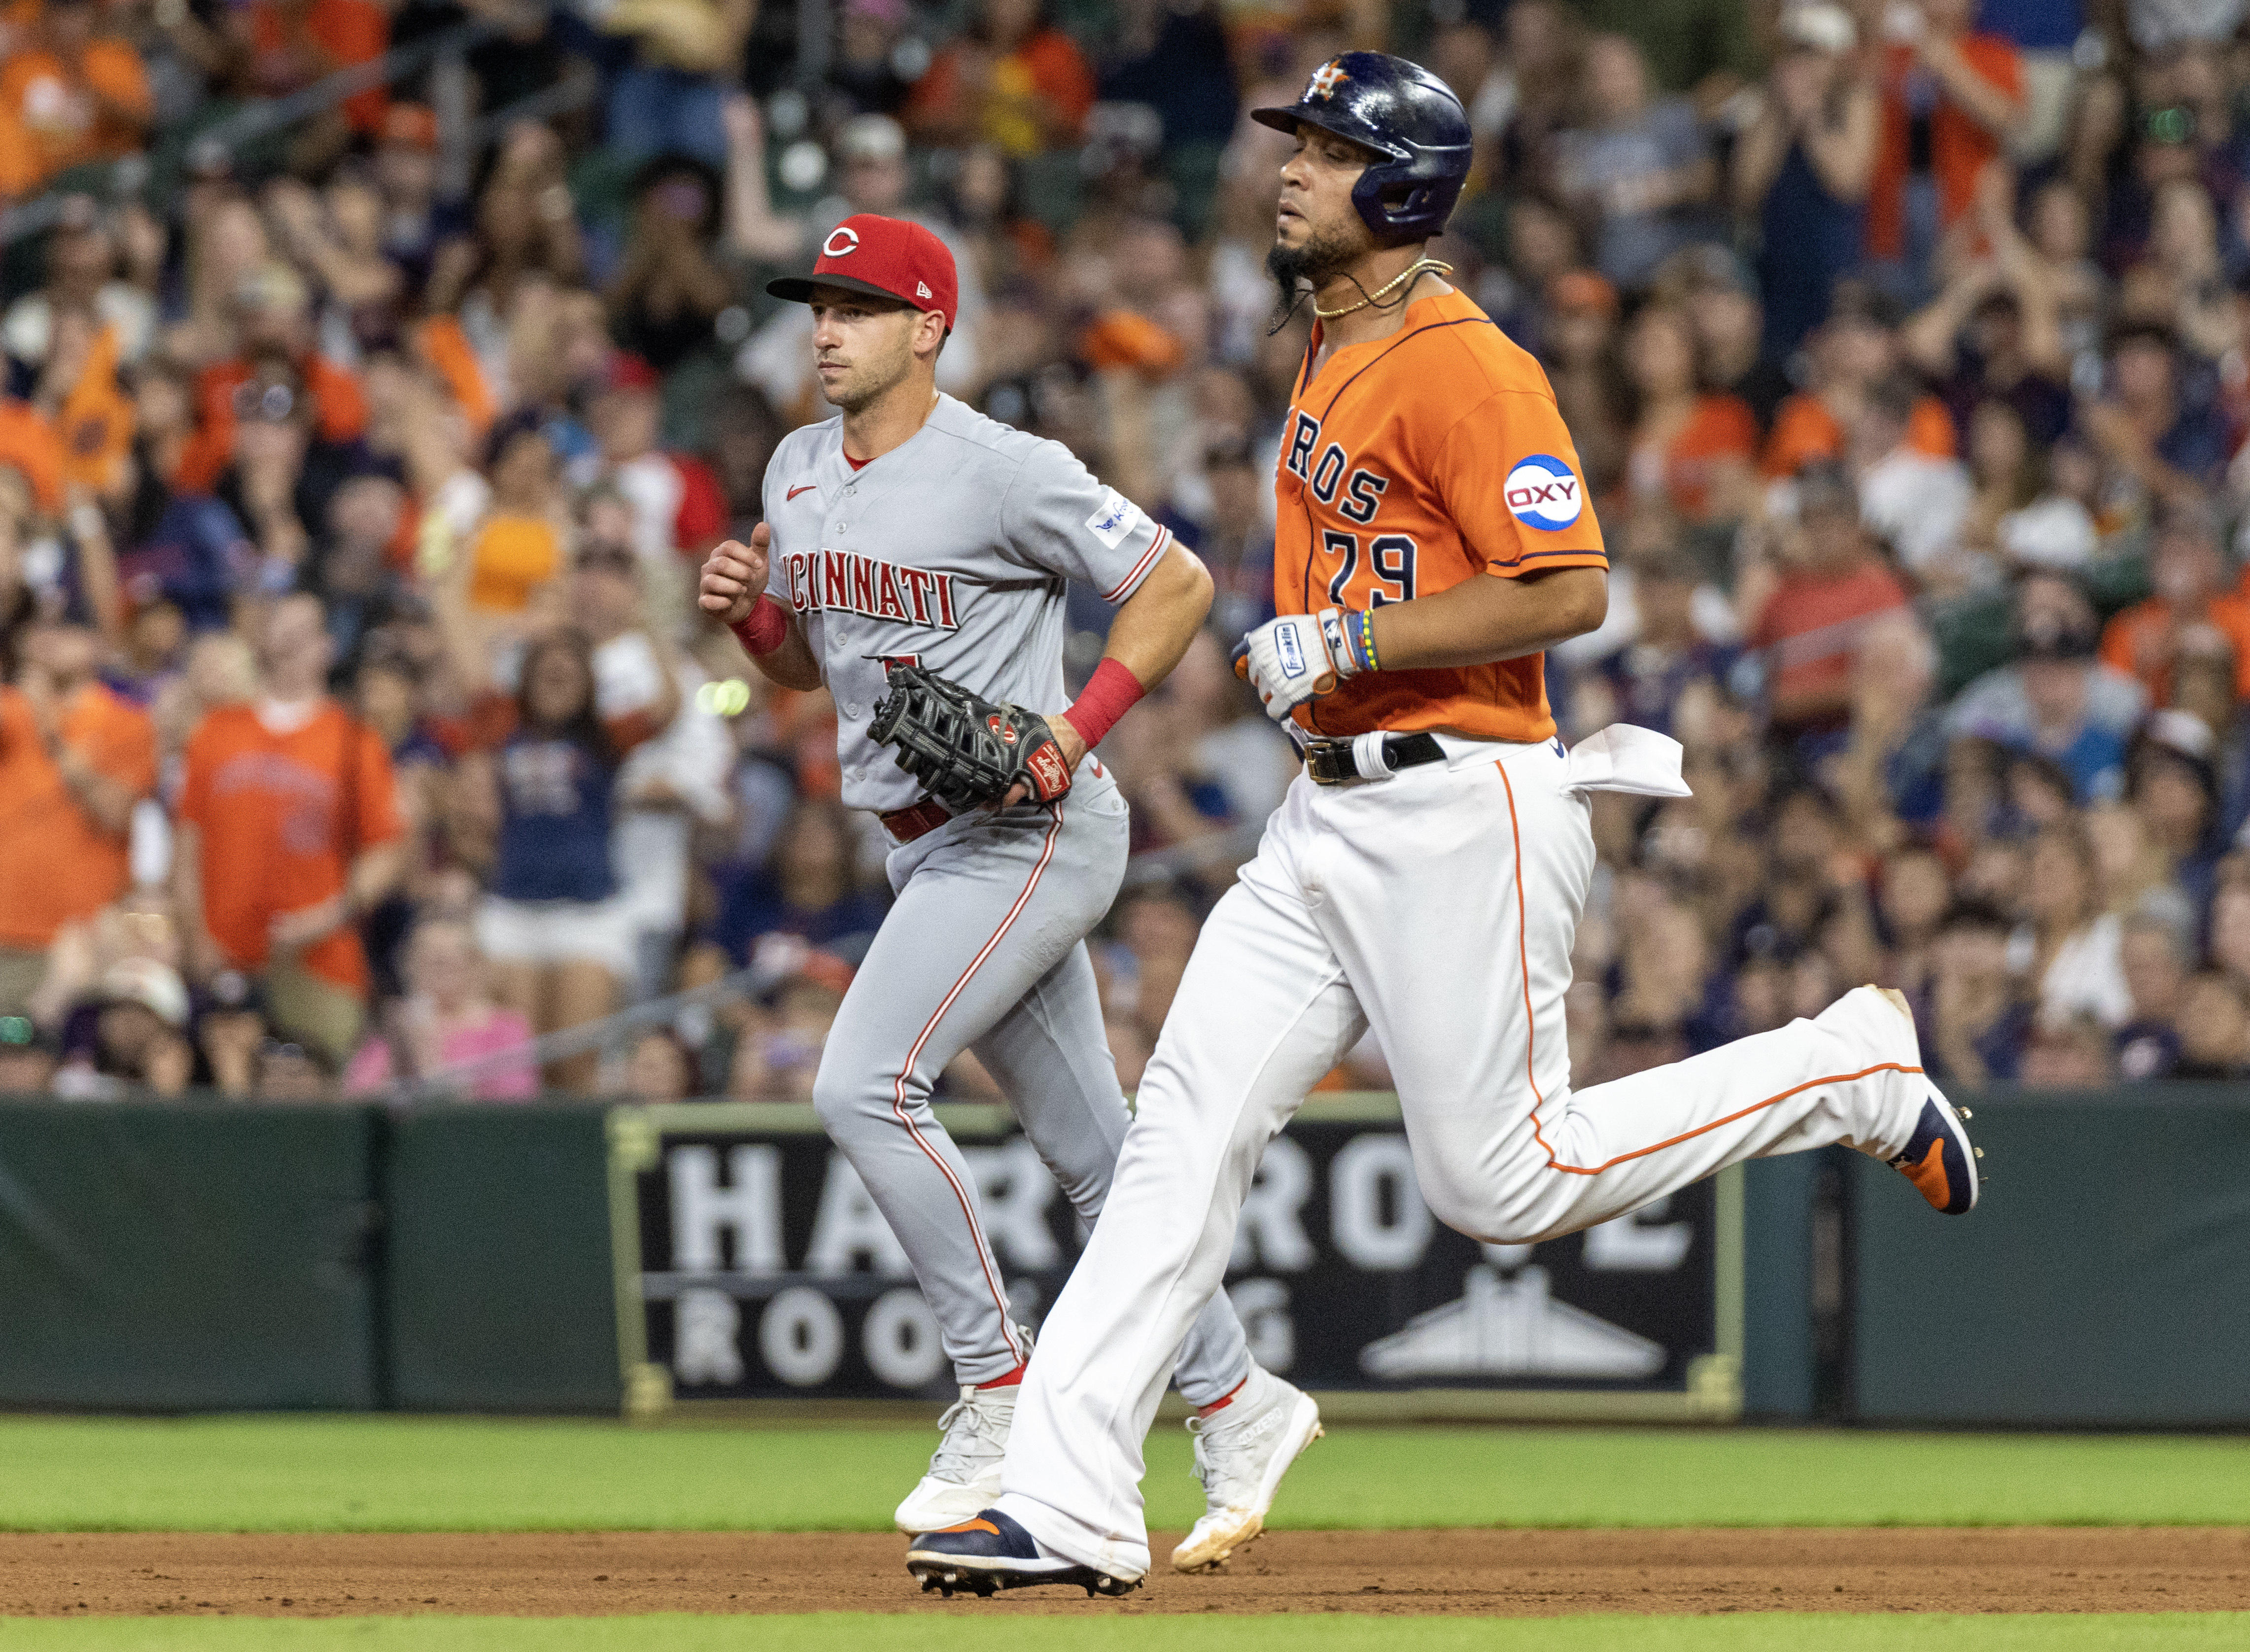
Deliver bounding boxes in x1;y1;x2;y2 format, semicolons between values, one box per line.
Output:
751;393;1256;1410
760;393;1174;812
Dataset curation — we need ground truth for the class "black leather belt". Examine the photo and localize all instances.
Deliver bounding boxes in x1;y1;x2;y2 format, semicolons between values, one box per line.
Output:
1303;732;1446;786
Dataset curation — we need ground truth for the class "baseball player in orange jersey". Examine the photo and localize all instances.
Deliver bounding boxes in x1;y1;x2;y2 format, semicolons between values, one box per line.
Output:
906;51;1981;1599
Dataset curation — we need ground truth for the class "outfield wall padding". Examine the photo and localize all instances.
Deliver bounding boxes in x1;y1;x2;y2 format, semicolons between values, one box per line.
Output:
382;1104;620;1412
1740;1152;1822;1420
0;1100;378;1410
1853;1086;2250;1426
2;1090;2244;1423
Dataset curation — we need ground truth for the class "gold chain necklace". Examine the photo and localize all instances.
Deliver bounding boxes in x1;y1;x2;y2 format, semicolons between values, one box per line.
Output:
1312;258;1454;321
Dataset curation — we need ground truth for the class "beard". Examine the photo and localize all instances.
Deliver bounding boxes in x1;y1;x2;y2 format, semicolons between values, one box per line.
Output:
1267;218;1368;325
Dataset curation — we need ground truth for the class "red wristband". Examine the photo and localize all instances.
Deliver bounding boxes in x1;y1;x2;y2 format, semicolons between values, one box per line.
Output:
728;595;790;656
1061;657;1144;750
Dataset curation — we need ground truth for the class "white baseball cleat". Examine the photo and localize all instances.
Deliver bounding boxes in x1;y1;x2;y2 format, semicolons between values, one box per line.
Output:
893;1360;1025;1534
1170;1373;1323;1573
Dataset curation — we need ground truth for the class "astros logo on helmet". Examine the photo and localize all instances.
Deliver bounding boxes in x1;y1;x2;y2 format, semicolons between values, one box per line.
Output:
1308;60;1350;99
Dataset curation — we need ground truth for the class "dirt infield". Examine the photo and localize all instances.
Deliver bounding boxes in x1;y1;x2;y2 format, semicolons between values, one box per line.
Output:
4;1528;2247;1618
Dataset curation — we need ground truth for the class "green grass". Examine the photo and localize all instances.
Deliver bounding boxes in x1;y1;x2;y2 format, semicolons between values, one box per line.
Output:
1;1617;2247;1651
0;1417;2246;1532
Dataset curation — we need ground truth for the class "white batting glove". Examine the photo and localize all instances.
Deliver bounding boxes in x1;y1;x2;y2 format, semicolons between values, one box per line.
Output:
1232;608;1367;725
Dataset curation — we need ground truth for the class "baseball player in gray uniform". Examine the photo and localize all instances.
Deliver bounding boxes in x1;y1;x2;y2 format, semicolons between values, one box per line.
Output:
696;214;1314;1565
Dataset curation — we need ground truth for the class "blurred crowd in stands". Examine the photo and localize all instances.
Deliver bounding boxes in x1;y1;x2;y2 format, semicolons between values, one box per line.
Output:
4;0;2250;1102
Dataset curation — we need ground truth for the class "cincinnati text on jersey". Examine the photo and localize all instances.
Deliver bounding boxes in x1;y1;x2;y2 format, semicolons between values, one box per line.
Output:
777;549;963;630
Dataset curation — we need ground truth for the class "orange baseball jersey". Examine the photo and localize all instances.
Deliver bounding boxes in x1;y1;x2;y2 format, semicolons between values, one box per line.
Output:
177;703;402;994
1275;286;1608;743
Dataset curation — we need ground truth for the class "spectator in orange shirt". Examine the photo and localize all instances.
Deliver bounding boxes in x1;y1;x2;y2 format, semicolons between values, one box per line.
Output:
2100;496;2250;706
1622;302;1757;526
1747;460;1924;757
32;307;134;500
1868;0;2024;299
173;592;405;1066
237;0;389;137
1763;282;1957;480
0;617;156;1013
0;0;152;197
173;261;367;495
463;411;564;617
906;0;1095;159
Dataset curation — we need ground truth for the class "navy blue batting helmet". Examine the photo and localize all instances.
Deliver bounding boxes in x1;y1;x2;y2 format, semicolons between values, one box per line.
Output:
1251;52;1472;244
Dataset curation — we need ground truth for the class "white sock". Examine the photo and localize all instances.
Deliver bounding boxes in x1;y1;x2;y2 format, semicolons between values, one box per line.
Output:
1208;1364;1280;1423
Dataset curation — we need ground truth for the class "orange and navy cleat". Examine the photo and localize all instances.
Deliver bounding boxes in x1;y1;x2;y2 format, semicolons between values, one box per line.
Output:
1888;1088;1980;1214
1870;986;1981;1214
906;1509;1140;1599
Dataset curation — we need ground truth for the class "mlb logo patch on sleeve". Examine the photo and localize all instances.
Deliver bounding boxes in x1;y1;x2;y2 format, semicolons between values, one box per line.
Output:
1084;488;1141;550
1504;455;1584;531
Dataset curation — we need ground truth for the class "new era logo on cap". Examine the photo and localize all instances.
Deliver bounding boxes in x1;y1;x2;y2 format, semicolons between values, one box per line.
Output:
768;213;960;330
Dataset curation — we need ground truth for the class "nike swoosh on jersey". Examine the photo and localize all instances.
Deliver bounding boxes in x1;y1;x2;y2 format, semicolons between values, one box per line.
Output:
787;483;819;501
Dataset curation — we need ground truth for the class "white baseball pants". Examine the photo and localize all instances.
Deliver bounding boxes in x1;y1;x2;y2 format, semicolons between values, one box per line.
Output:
996;730;1930;1579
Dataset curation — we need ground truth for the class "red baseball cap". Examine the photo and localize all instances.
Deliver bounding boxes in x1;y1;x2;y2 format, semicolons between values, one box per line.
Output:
767;213;958;331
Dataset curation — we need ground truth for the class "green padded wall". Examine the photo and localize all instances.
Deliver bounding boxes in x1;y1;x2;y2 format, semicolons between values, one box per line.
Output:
382;1104;620;1412
1741;1151;1822;1419
1854;1087;2250;1425
0;1099;379;1409
6;1089;2238;1424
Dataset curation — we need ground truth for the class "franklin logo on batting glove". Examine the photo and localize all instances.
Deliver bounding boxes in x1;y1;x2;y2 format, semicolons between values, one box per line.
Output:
1276;625;1306;679
1236;608;1367;724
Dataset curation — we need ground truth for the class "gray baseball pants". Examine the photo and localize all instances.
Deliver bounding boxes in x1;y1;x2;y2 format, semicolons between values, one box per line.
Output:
811;766;1254;1403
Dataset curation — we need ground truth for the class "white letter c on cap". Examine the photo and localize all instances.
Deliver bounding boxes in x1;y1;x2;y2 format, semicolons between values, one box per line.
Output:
822;226;860;257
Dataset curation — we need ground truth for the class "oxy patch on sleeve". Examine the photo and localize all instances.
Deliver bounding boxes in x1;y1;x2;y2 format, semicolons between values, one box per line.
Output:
1503;455;1585;531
